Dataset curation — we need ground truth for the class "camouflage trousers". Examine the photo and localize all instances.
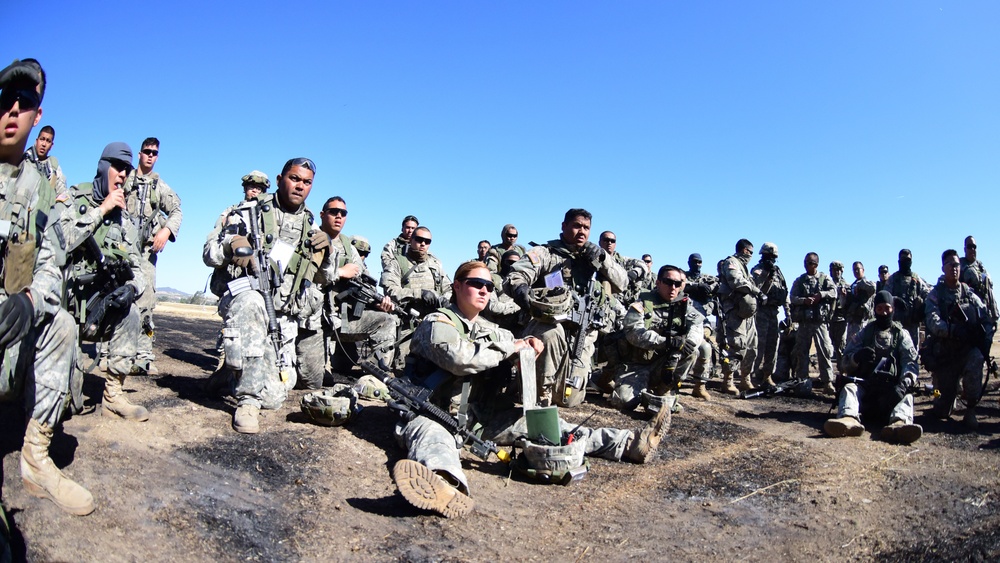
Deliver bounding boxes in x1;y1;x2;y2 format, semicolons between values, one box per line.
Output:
753;308;781;380
0;307;76;428
845;321;866;346
931;347;984;415
71;303;143;413
836;383;914;425
792;321;834;383
523;319;598;406
829;319;847;362
723;313;757;379
295;310;398;390
610;350;697;409
219;290;297;410
492;415;633;461
136;254;157;363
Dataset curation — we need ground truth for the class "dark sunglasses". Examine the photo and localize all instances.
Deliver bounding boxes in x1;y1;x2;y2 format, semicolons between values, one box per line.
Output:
601;238;616;244
659;278;683;288
505;232;518;238
460;277;495;292
412;235;432;245
286;157;316;173
324;207;348;217
0;88;41;112
141;148;159;156
105;158;133;174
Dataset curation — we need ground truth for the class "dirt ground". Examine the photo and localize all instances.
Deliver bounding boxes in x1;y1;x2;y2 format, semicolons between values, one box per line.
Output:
3;304;1000;562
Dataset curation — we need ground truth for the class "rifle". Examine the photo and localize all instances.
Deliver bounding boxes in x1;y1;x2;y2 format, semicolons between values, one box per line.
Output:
564;278;606;390
130;176;159;245
740;375;813;399
359;360;511;463
335;272;418;322
713;295;731;369
233;201;290;383
75;235;135;339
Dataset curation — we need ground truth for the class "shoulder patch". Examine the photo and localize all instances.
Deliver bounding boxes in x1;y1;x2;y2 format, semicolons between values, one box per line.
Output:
526;249;542;265
629;302;644;312
55;192;70;203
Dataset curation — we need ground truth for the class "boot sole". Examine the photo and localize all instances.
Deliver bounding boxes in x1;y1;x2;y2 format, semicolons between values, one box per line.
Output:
392;460;474;518
22;476;95;516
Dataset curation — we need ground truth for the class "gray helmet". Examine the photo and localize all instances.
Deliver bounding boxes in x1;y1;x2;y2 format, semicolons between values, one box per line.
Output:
300;384;359;426
527;286;573;323
759;242;778;257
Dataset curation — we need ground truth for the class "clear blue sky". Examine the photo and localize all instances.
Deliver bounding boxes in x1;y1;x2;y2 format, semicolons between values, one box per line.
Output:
11;1;999;294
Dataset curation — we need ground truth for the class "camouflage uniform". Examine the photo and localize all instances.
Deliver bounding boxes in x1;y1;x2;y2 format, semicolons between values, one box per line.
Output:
23;146;67;196
829;273;851;363
380;249;451;318
789;271;837;385
717;253;760;386
504;239;627;406
203;193;326;410
398;305;633;493
484;242;527;274
0;161;76;429
611;290;705;409
751;258;789;385
122;170;182;368
924;280;994;420
885;270;930;349
836;318;918;425
960;257;999;322
845;276;877;343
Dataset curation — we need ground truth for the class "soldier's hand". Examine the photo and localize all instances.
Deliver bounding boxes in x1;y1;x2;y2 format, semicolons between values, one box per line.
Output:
419;289;441;307
338;262;360;280
108;285;137;309
669;335;686;351
98;189;126;216
512;284;531;310
377;295;395;313
0;291;34;348
151;227;171;253
230;236;253;269
582;242;605;267
853;347;876;367
309;230;329;252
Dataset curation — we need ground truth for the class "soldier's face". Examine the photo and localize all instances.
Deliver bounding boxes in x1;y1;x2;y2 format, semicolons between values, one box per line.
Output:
943;256;961;285
34;131;53;157
455;266;493;314
139;144;158;171
243;185;263;201
966;239;977;261
321;200;348;236
561;215;591;249
0;82;42;162
657;270;686;301
477;241;490;259
599;234;616;254
107;161;129;193
805;257;819;275
402;220;417;240
853;263;864;280
276;165;314;209
831;266;843;280
410;228;431;258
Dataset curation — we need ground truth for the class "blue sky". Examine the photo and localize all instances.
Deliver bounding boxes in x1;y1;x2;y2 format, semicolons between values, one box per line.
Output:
11;1;999;294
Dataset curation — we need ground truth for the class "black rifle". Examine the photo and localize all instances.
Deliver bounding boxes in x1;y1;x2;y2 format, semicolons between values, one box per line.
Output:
130;177;159;245
564;278;606;389
335;272;417;322
75;236;135;339
359;360;511;463
739;375;813;399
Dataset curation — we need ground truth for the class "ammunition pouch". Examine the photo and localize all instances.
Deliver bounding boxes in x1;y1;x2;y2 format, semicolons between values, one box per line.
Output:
3;237;35;295
513;439;588;485
735;293;757;319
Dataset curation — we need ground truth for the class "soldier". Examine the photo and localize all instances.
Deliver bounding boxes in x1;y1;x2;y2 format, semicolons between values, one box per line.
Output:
923;249;995;431
640;254;655;291
476;239;491;262
391;261;668;518
598;231;649;305
351;235;372;267
380;214;418;272
121;137;183;376
204;171;270;299
751;243;789;388
504;208;627;406
789;252;837;393
612;265;707;408
63;143;150;422
484;223;527;274
960;236;998;322
845;261;877;343
825;291;922;444
380;225;451;318
23;124;67;195
684;252;720;385
829;261;851;363
0;58;94;515
876;264;890;293
716;239;761;394
885;249;930;348
295;196;397;388
203;157;329;433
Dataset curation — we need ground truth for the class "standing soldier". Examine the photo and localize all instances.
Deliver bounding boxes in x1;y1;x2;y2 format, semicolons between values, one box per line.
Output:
381;214;419;273
789;252;837;393
0;58;94;516
960;236;998;322
716;239;761;394
829;261;851;364
505;208;627;407
845;261;877;343
23;124;67;195
484;223;527;274
876;265;890;293
751;243;789;388
924;249;995;431
886;249;930;349
122;137;183;376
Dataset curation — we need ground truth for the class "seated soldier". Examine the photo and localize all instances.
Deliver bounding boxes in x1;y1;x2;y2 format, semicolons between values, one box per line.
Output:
389;261;669;518
825;291;922;443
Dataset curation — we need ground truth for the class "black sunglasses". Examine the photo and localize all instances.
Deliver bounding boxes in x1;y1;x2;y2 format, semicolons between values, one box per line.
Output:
141;148;159;156
460;277;495;292
659;278;683;288
505;232;518;238
105;158;133;174
412;235;432;245
0;88;41;112
324;207;348;217
601;238;616;244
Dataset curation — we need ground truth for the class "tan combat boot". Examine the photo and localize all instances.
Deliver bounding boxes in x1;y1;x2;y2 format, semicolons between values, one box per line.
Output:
691;381;711;400
721;375;738;395
392;459;474;518
881;420;923;444
736;375;755;393
626;406;671;463
233;404;260;434
103;374;150;421
21;419;95;516
823;416;864;438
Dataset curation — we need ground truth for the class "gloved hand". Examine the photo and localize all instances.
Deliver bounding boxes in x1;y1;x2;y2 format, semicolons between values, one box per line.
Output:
669;335;686;351
309;230;329;252
853;347;876;367
109;285;137;308
581;242;605;267
512;284;531;310
419;289;441;307
230;235;253;269
0;292;33;348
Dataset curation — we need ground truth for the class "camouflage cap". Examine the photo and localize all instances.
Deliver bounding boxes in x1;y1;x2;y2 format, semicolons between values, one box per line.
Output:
760;242;778;257
351;236;371;254
241;170;270;190
830;261;845;271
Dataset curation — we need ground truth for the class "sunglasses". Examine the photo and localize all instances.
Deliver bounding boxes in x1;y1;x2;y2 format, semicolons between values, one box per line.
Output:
601;238;616;244
412;235;432;245
659;278;683;288
505;232;518;238
287;157;317;173
141;148;159;156
643;259;652;264
0;88;41;112
460;277;495;292
324;207;348;217
106;158;133;174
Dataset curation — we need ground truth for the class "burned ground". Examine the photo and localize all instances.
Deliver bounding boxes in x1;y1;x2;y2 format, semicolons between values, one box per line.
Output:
2;305;999;561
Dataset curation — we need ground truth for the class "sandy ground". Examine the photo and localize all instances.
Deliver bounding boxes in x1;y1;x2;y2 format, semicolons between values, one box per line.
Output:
2;303;999;562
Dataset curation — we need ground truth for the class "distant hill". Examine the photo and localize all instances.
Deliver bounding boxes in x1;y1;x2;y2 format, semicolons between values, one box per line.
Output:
156;287;217;305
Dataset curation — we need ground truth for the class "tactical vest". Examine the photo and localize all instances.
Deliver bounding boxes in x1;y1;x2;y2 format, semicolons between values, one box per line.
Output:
545;240;597;294
0;163;54;295
859;322;903;379
890;272;925;325
791;272;833;323
626;291;690;363
252;194;318;297
70;185;132;264
396;253;444;292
